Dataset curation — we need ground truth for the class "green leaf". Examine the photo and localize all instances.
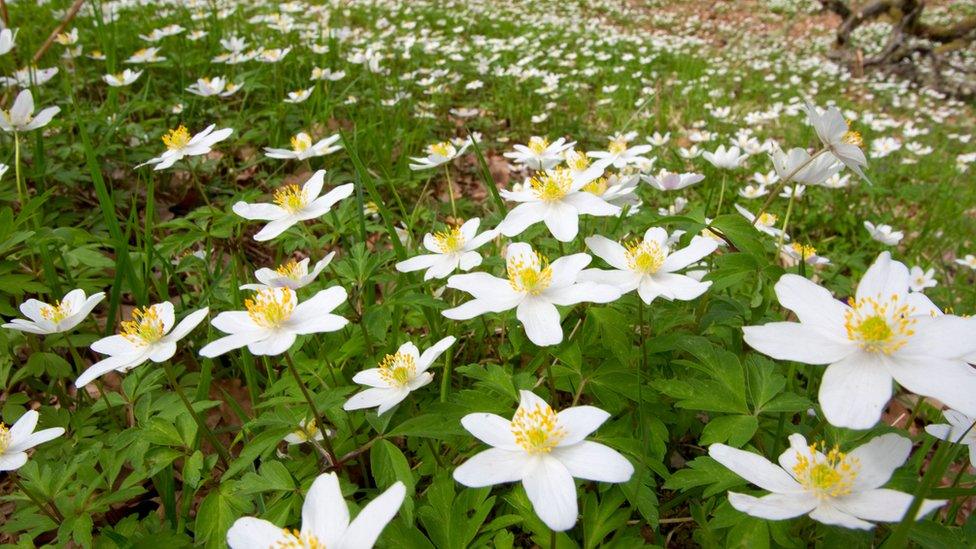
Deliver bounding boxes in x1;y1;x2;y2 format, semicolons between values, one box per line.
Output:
664;456;747;497
708;214;767;258
700;415;759;447
194;485;248;549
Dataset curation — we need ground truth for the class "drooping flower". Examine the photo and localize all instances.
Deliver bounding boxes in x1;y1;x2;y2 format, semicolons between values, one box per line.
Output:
408;140;470;170
642;171;704;191
442;243;621;346
3;289;104;335
804;101;868;180
0;409;64;471
743;252;976;429
283;418;327;446
925;409;976;467
264;132;342;160
580;229;717;304
710;433;944;529
496;168;618;242
864;221;903;246
232;170;354;242
0;90;60;133
240;253;335;291
344;336;456;414
503;136;574;170
75;303;209;388
138;124;233;170
200;287;348;358
771;146;843;186
454;390;633;531
0;29;16;56
395;218;497;280
227;472;405;549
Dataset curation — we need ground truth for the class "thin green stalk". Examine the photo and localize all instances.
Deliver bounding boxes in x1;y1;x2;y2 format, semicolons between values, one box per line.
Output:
162;361;232;469
283;352;340;469
14;476;63;523
439;345;454;403
776;189;797;251
13;131;23;205
714;173;727;217
444;165;457;219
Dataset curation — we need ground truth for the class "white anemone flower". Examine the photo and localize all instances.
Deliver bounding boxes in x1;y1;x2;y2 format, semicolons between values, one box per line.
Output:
581;173;641;210
864;221;903;246
75;303;209;388
503;136;574;170
0;29;16;56
587;137;652;170
804;101;868;180
344;336;456;414
138;124;233;170
442;243;621;346
395;218;497;280
743;252;976;429
734;204;789;240
0;409;64;471
0;66;58;88
283;418;327;446
3;289;104;335
186;76;240;97
200;287;348;358
955;254;976;270
580;229;717;304
908;266;937;292
0;90;60;133
702;145;748;170
284;87;313;103
409;141;470;170
103;69;142;87
454;390;633;532
643;171;704;191
125;47;165;63
232;170;354;242
771;147;843;186
925;409;976;467
227;472;405;549
496;168;619;242
710;433;944;530
264;132;342;160
240;253;336;291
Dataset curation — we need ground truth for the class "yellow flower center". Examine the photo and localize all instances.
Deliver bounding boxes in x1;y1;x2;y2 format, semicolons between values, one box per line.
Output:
378;352;416;388
245;289;295;328
790;243;817;258
511;402;565;454
625;239;666;274
608;138;628;155
757;212;778;227
565;150;590;171
793;442;860;499
162;125;191;150
507;251;553;295
40;300;73;324
433;226;465;253
275;260;304;280
133;48;148;57
429;142;455;158
842;125;863;147
844;295;916;354
274;528;324;549
291;133;312;152
291;419;318;442
0;423;9;453
528;136;550;155
273;184;308;213
529;169;573;202
121;306;166;345
583;177;608;196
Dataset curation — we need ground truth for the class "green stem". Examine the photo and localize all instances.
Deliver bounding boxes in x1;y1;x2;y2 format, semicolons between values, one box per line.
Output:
14;131;23;206
161;361;232;469
444;165;457;219
14;476;63;523
439;345;454;403
284;352;340;469
776;189;796;251
714;173;727;217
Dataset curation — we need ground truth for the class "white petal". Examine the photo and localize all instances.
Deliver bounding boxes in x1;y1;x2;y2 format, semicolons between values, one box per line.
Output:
9;427;64;454
808;504;875;530
522;457;579;531
247;331;297;356
708;444;803;493
301;170;326;201
856;252;909;302
232;202;287;221
886;356;976;418
0;452;28;471
727;492;817;520
548;253;592;288
453;448;529;487
742;323;854;364
340;482;406;549
848;433;911;490
417;336;456;371
498;202;546;238
774;274;848;337
199;332;258;358
584;235;629;270
227;518;287;549
302;472;349;547
833;489;944;523
551;441;633;482
516;298;563;346
819;353;892;430
164;307;209;342
660;236;717;273
254;217;300;241
556;407;610;446
461;413;519;450
343;388;395;411
543;202;580;242
395;254;441;273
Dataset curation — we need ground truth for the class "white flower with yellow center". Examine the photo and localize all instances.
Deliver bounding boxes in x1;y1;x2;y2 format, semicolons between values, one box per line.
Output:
264;132;342;160
125;46;165;63
137;123;233;170
241;253;336;291
804;101;868;180
926;409;976;467
454;390;633;532
75;302;209;388
232;170;354;242
779;242;830;267
956;254;976;270
394;218;497;280
283;87;313;103
580;228;717;304
102;69;142;87
702;144;748;170
186;76;240;98
642;171;704;192
442;243;621;346
497;168;619;242
0;409;64;471
0;89;60;133
734;204;790;240
227;472;405;549
200;286;348;358
503;136;574;170
584;173;641;210
283;418;327;446
3;289;104;335
587;137;652;170
408;140;471;170
743;252;976;429
710;433;945;529
344;336;455;415
864;220;903;246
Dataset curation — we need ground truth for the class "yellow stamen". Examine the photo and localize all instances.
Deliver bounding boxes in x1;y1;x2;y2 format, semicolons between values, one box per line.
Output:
245;289;295;328
842;129;863;147
378;352;417;388
291;133;312;152
625;239;666;274
273;528;325;549
844;294;916;354
0;423;10;453
529;169;573;202
275;260;304;280
433;225;465;253
40;300;73;324
273;184;308;213
528;136;550;155
757;212;778;226
507;251;553;295
793;441;860;499
511;402;565;454
429;142;455;158
162;125;191;150
583;177;608;196
608;138;628;155
291;419;318;442
790;242;817;259
121;306;166;345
